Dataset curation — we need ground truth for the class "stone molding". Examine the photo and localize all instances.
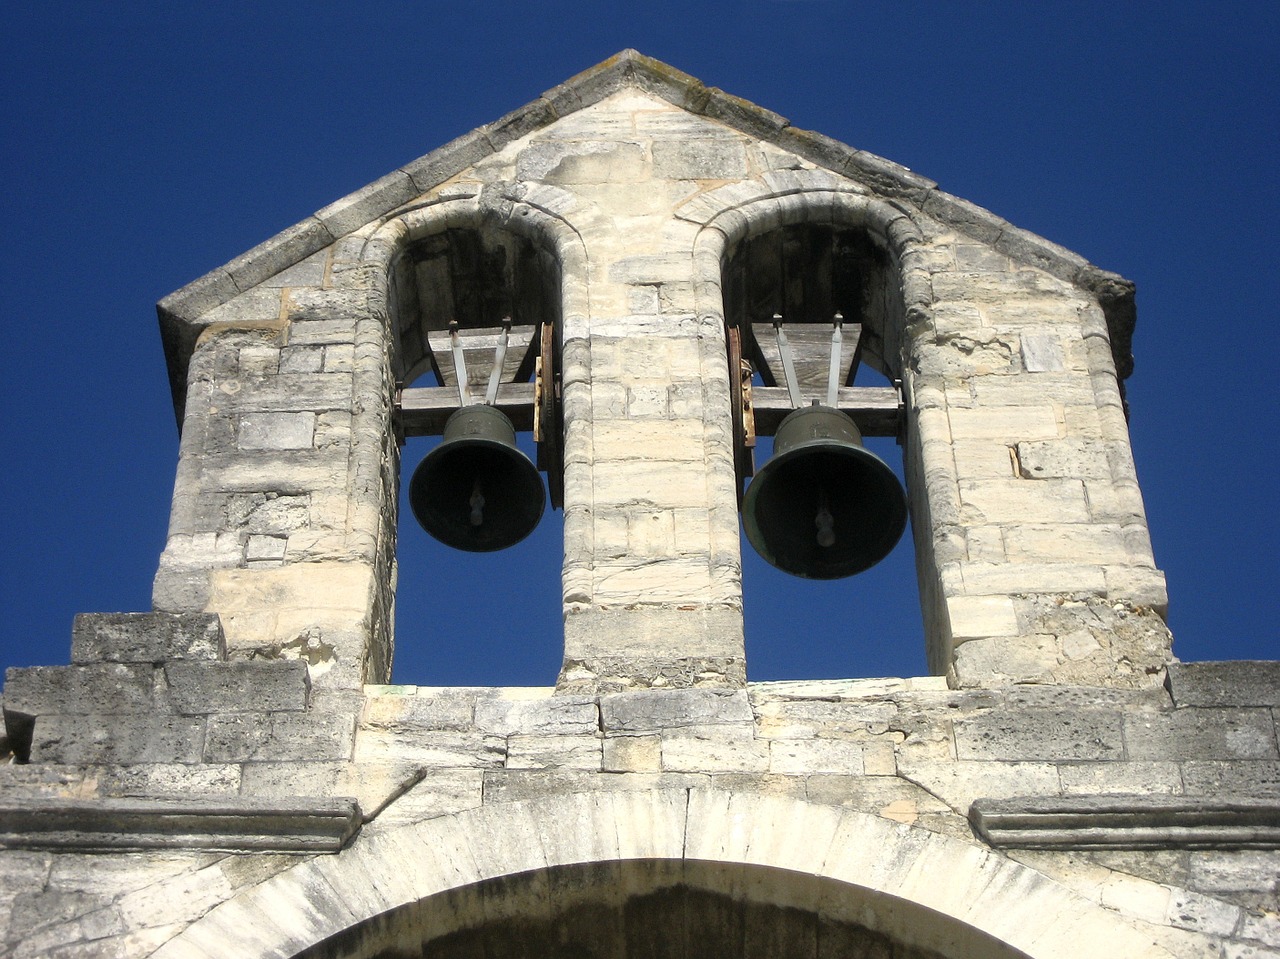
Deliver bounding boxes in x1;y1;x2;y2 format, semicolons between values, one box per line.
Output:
0;796;361;853
969;794;1280;849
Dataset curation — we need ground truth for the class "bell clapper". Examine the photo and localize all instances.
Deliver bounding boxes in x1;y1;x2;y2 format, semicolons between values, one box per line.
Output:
469;480;485;527
815;491;836;548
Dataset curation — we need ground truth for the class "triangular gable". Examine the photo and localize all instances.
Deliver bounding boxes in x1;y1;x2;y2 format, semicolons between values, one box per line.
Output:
158;49;1135;418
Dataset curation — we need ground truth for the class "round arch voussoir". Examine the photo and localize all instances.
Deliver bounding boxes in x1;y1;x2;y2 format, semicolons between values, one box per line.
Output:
151;787;1176;959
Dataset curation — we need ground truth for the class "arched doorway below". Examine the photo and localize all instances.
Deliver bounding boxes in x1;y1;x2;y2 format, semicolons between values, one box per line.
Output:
296;859;1025;959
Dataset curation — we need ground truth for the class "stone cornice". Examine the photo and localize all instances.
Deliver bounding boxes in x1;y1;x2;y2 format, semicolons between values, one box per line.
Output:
970;795;1280;849
0;796;362;852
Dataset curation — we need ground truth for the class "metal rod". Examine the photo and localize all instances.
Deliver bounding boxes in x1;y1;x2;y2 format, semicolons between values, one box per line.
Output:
827;312;843;408
485;317;511;406
773;314;804;409
448;320;471;406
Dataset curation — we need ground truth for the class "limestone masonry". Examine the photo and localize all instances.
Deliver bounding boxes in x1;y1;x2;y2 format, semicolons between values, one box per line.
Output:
1;51;1275;958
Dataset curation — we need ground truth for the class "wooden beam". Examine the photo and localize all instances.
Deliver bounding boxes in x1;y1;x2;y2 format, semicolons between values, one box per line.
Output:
751;386;901;437
400;383;901;438
397;384;537;436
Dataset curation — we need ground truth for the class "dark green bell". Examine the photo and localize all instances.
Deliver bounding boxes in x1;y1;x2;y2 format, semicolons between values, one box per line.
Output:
743;405;907;579
409;405;546;552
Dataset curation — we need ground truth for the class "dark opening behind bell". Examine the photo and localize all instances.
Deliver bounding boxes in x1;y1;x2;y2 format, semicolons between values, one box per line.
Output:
409;405;546;552
743;404;907;579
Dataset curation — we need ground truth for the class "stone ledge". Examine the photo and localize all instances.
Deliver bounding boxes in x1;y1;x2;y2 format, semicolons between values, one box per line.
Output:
969;794;1280;849
1166;661;1280;707
71;611;225;664
0;796;361;852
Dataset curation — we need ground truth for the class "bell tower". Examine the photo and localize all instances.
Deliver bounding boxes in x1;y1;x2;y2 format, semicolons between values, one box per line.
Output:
149;53;1169;693
5;52;1273;959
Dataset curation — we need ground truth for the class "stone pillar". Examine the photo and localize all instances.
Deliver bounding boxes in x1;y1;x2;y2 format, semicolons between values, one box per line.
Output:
549;95;749;692
152;271;396;688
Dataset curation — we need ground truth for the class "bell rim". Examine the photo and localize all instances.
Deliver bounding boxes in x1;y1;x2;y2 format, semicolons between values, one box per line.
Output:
408;435;546;553
742;439;907;580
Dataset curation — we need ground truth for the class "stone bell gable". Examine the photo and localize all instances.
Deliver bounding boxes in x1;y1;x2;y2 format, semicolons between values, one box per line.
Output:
151;49;1165;693
2;52;1275;959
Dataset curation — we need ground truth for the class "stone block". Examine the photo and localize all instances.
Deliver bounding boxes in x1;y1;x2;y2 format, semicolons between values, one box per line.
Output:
947;405;1061;443
205;711;355;763
402;129;494;193
958;477;1090;524
71;613;225;665
651;139;748;179
752;699;898;740
30;714;205;765
563;608;745;665
768;739;865;775
1059;761;1183;795
1167;662;1280;708
505;735;602;770
954;706;1125;761
1125;708;1278;761
896;759;1063;811
360;690;475;730
4;664;157;717
91;763;242;798
480;769;709;804
946;595;1019;642
1003;524;1130;565
804;775;954;822
660;732;769;773
473;694;598;737
1166;887;1243;937
315;169;419;238
944;560;1107;596
222;217;334;293
600;688;753;732
278;346;324;374
238;412;315;450
164;661;309;715
352;728;504;768
1020;333;1066;371
602;735;661;772
1015;439;1113;479
372;769;485;827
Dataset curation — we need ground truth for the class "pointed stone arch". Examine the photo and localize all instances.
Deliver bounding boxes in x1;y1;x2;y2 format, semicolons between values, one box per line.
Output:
151;788;1175;959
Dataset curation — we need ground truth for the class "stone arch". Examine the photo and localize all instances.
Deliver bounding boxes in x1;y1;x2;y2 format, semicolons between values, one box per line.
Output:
337;185;592;682
151;788;1175;959
686;174;928;384
684;177;941;676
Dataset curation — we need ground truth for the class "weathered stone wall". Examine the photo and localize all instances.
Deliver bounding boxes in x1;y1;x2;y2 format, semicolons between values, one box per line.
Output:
1;52;1271;959
149;72;1168;691
3;617;1277;956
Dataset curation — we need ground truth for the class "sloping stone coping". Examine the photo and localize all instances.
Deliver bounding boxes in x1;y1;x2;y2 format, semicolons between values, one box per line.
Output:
157;49;1137;418
969;795;1280;849
0;796;361;852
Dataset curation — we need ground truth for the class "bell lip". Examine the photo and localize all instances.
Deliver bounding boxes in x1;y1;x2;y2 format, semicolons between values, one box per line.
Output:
741;419;908;580
408;406;546;553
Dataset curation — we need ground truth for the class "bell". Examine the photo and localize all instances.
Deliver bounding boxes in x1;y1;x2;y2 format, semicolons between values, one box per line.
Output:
409;405;546;552
743;405;907;579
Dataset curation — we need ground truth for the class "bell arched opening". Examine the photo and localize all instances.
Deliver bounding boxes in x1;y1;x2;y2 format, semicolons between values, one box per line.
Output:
389;223;566;686
723;223;925;680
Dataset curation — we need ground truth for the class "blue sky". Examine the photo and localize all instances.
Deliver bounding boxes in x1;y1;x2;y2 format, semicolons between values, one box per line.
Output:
2;3;1276;686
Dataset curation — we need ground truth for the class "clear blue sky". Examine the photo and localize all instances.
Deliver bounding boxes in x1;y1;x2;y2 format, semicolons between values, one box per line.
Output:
3;2;1276;686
